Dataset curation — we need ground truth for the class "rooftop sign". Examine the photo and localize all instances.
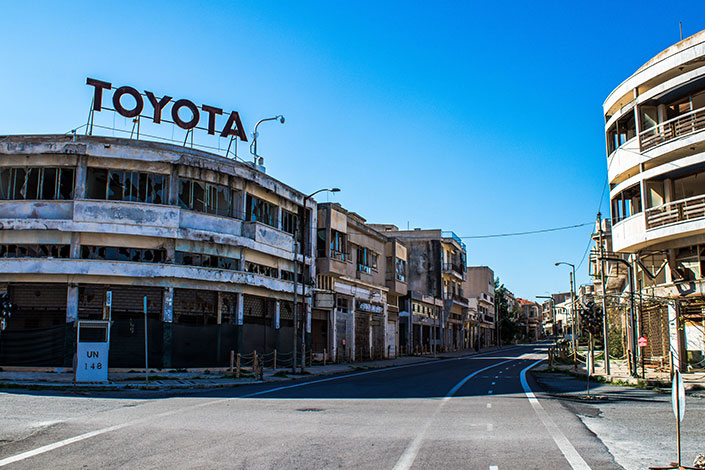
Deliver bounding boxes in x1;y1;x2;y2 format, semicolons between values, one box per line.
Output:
86;78;247;141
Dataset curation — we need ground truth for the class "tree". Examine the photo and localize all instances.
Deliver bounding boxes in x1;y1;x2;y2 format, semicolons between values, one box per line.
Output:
494;278;519;344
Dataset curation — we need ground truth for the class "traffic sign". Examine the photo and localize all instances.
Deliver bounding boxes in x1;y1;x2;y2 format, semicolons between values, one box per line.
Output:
638;336;648;347
671;369;685;422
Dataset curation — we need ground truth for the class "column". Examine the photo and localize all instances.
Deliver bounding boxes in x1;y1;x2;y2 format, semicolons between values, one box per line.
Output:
330;307;337;362
65;284;79;367
74;155;87;200
383;296;389;358
275;300;281;354
236;293;244;354
66;284;79;323
162;287;174;368
346;309;355;361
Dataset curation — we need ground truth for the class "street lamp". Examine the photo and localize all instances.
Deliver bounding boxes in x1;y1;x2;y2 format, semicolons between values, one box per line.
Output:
555;261;578;369
292;187;340;373
250;115;285;166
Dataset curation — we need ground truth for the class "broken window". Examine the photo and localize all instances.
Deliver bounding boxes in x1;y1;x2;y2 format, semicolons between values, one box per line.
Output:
0;244;70;258
317;229;327;258
245;193;276;227
174;251;240;271
395;258;407;282
0;167;74;200
178;178;233;217
244;261;278;278
81;245;166;263
87;168;168;204
357;247;377;274
330;230;347;260
281;209;300;236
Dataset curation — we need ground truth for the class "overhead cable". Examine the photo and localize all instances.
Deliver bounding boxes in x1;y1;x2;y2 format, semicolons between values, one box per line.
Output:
460;222;593;239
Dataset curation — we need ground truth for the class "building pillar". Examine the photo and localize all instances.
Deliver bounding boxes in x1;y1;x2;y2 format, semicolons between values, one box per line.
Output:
383;296;389;358
66;284;79;323
162;287;174;368
74;155;87;200
346;310;355;361
330;307;337;362
668;302;686;372
236;292;244;354
305;299;312;355
168;165;179;206
275;300;281;354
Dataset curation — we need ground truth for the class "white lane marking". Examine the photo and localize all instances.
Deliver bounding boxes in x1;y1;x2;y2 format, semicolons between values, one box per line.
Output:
499;371;503;374
487;403;492;408
393;358;516;470
487;423;494;431
490;466;499;470
0;398;230;467
0;347;532;467
520;360;591;470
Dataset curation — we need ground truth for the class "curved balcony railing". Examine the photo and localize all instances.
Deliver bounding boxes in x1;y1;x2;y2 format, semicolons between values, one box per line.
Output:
645;194;705;229
639;106;705;151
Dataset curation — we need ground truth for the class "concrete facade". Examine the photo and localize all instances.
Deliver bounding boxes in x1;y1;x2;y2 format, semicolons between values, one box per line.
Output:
602;30;705;371
0;134;317;368
464;266;496;349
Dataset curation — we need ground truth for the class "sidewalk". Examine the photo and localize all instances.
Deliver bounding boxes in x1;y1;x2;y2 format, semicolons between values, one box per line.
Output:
0;347;499;392
547;352;705;394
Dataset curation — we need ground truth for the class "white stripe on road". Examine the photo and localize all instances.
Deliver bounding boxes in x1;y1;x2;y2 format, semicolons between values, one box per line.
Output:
392;358;516;470
490;466;498;470
0;347;530;467
519;360;591;470
487;403;492;408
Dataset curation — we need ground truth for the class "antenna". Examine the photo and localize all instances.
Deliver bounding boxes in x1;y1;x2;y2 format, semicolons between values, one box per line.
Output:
680;21;683;41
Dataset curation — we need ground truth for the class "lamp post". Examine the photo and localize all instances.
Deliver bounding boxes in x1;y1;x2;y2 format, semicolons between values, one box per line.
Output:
250;115;285;167
292;187;340;373
555;262;578;369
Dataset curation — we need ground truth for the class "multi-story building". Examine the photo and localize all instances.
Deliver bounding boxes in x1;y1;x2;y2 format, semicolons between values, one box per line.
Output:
0;134;318;368
370;226;469;352
464;266;496;349
516;298;540;341
314;203;407;361
603;30;705;370
539;292;571;337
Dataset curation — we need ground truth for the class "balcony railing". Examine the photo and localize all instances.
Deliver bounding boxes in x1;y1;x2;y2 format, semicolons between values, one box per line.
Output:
639;106;705;151
453;293;469;304
645;194;705;230
442;263;466;277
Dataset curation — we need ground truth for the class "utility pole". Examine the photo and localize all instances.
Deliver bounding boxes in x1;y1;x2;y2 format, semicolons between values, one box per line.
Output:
570;270;577;369
597;212;610;376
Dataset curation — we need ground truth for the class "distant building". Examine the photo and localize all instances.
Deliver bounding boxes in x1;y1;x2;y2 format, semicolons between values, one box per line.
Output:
370;226;468;352
516;298;540;341
464;266;496;348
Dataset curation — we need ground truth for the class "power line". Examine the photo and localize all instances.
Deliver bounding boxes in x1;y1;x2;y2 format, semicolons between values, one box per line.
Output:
459;222;593;239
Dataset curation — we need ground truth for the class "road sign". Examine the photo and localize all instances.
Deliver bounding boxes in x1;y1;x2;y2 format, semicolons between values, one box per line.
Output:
671;369;685;422
106;290;112;307
638;336;647;347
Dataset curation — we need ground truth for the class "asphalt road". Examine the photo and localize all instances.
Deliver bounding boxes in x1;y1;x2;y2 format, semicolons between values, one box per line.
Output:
0;345;633;469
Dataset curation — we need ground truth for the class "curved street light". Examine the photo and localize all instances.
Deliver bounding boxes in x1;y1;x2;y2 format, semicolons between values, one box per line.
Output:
250;115;285;165
555;261;578;369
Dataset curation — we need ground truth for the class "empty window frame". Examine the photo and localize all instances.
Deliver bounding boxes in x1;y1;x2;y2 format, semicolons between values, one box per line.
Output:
329;230;347;261
174;251;239;270
395;257;407;282
81;246;167;263
280;266;303;283
86;168;168;204
244;261;278;278
357;247;378;274
0;244;70;258
0;167;74;200
245;194;276;227
178;178;235;217
611;184;642;223
281;209;299;236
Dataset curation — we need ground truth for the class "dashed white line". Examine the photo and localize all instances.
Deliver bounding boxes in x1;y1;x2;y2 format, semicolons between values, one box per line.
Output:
487;423;494;431
487;403;492;408
490;465;499;470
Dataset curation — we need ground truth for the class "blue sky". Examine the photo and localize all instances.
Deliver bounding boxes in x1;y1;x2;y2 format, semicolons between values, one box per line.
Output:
1;1;703;300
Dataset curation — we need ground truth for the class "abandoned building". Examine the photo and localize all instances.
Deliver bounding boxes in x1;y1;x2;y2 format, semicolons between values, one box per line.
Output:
0;134;317;368
600;30;705;371
369;226;468;352
314;203;407;361
465;266;496;349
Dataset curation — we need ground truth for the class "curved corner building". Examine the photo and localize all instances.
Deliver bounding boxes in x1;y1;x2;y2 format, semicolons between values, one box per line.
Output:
0;134;315;368
604;30;705;370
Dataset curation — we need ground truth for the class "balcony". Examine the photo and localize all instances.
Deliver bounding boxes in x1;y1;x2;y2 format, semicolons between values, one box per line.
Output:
442;263;466;279
452;293;469;305
640;106;705;151
645;195;705;230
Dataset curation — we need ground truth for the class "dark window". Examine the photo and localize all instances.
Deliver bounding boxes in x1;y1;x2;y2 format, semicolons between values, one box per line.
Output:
0;168;70;200
108;171;124;200
86;168;108;199
80;245;166;263
246;194;276;227
0;244;70;258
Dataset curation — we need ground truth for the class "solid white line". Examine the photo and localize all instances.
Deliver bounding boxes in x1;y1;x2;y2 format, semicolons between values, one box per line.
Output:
0;398;229;467
519;360;591;470
392;358;516;470
0;347;531;467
